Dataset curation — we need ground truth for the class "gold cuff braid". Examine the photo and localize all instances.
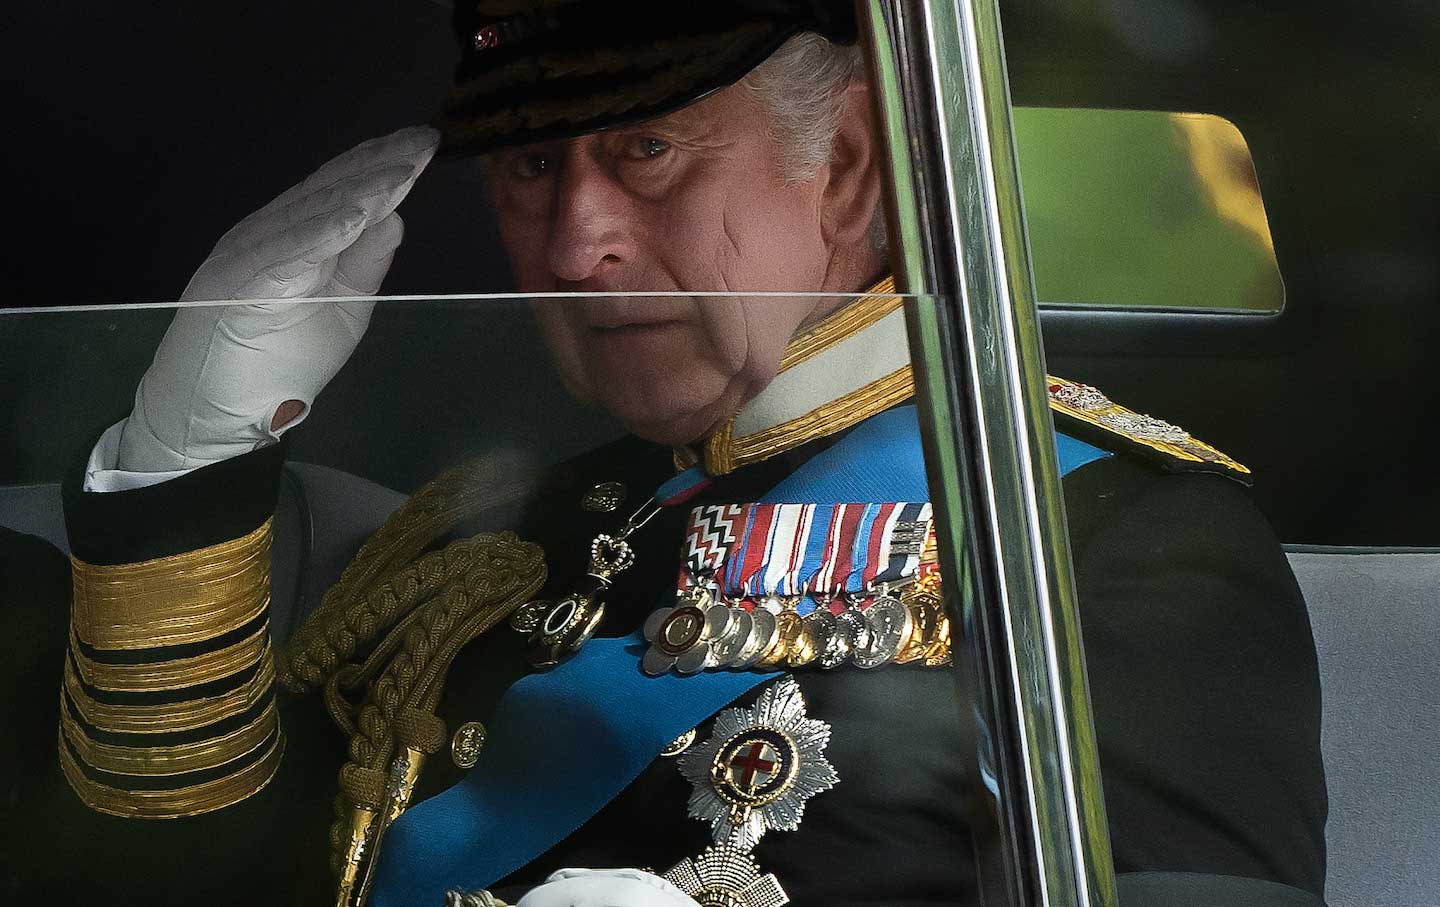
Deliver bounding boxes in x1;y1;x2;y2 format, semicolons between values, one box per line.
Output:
59;729;284;819
62;518;282;818
61;697;281;776
68;621;272;692
70;520;272;649
62;651;277;735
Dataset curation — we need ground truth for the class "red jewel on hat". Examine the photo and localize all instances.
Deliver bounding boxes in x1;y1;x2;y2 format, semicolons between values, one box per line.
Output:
473;25;502;51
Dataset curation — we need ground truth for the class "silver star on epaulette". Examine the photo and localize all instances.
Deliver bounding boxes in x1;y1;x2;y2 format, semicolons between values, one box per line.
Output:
677;675;838;850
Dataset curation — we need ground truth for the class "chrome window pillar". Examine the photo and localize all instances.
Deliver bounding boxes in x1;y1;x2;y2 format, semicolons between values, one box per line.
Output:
861;2;1118;905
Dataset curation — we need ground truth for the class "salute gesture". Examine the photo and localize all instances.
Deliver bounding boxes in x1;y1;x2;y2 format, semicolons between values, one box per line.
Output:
114;126;439;473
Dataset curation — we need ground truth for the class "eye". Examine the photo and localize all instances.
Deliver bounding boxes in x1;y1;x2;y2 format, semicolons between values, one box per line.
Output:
513;151;553;179
625;137;671;161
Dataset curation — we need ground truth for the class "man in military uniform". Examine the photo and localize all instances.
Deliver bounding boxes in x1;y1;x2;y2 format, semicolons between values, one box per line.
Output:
4;2;1327;905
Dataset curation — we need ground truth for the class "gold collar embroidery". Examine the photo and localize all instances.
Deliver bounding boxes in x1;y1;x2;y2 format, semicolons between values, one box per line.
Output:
691;278;1249;479
701;278;911;475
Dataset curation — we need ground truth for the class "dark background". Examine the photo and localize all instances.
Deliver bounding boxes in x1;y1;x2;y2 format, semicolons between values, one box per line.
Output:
1;0;1437;544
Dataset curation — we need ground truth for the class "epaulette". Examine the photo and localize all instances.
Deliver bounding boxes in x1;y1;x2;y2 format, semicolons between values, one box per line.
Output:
1045;375;1252;485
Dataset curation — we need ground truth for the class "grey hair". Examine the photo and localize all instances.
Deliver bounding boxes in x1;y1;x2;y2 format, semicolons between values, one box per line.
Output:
739;33;866;182
739;33;888;255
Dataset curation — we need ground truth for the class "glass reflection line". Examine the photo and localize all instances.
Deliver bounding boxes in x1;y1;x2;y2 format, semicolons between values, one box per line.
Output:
863;2;1117;906
0;291;906;316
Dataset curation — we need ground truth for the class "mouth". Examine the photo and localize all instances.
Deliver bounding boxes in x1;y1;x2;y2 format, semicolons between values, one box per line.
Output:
582;318;691;363
569;294;689;331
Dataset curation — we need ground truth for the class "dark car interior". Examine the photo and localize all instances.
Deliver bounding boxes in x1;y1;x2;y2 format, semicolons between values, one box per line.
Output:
2;2;1436;904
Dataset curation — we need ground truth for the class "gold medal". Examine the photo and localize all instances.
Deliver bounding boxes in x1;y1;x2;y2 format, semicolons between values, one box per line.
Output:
732;608;778;669
923;613;953;666
894;599;934;664
758;612;802;669
782;616;819;668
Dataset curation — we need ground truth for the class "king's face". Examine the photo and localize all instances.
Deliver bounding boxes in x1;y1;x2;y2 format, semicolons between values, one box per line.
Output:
484;84;847;445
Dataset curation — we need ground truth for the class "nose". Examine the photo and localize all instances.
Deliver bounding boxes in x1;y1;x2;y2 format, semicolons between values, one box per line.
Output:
545;148;636;285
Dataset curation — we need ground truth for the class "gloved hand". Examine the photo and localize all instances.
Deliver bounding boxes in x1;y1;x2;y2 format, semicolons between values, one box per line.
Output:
113;125;439;473
514;868;699;907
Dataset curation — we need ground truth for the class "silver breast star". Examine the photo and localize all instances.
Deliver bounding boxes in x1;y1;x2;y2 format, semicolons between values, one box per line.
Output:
676;675;839;851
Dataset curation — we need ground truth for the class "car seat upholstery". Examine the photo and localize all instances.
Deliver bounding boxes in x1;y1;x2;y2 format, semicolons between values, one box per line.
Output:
0;483;68;556
1286;547;1440;907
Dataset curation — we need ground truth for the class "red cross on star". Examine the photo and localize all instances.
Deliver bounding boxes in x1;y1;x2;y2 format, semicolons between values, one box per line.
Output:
728;741;778;792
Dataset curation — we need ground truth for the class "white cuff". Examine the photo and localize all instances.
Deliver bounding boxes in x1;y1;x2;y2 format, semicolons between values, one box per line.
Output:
84;420;203;493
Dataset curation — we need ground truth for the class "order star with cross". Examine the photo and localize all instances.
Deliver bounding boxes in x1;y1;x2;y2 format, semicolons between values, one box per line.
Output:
679;677;840;852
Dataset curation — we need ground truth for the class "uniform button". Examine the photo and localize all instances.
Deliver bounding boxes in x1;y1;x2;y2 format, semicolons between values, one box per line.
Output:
581;481;627;513
451;721;488;769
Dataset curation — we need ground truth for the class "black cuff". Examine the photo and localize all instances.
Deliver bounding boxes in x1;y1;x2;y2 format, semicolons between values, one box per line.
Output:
63;438;288;565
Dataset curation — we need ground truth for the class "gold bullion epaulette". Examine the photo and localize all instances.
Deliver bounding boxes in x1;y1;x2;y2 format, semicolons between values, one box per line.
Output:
1045;375;1251;483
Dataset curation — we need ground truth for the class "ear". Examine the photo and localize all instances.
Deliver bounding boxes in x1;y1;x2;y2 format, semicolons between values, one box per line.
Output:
819;81;884;251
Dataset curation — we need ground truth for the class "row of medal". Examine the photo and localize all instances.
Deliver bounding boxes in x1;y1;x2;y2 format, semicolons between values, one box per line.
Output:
642;501;951;676
640;574;951;676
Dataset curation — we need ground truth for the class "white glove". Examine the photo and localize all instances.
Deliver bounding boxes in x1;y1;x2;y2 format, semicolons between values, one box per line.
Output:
514;868;699;907
109;125;439;476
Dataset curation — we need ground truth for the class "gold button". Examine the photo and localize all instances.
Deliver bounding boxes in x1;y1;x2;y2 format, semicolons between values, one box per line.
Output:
581;481;627;513
451;721;488;769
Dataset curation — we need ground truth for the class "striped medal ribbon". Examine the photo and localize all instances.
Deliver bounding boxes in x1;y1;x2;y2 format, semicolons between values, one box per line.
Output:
643;501;937;675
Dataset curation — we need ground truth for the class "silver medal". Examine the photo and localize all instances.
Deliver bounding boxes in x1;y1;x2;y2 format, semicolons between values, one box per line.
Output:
641;592;730;676
850;595;913;669
732;608;778;669
804;609;847;670
705;603;736;639
708;609;754;667
833;607;872;664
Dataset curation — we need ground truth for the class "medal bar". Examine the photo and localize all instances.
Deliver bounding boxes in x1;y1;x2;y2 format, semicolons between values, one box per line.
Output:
643;502;952;676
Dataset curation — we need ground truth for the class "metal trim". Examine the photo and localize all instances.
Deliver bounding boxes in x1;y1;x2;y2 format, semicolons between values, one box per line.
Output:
861;1;1118;904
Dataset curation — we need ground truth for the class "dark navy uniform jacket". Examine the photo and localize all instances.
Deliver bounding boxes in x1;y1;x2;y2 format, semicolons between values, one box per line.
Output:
1;416;1328;906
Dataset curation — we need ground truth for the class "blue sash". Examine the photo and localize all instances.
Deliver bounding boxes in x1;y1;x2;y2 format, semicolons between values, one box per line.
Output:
370;407;1109;904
